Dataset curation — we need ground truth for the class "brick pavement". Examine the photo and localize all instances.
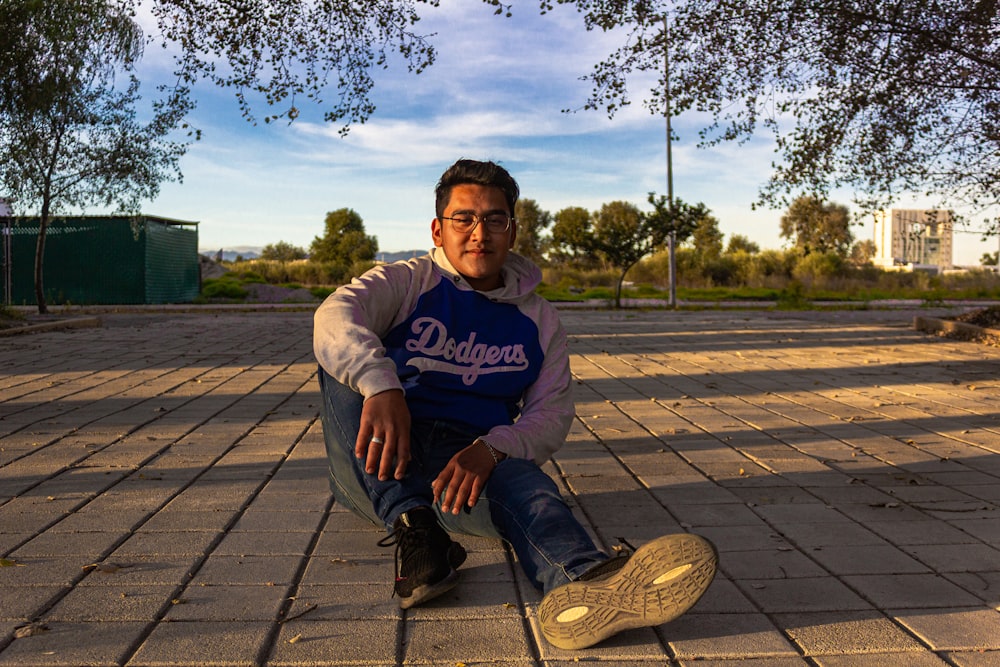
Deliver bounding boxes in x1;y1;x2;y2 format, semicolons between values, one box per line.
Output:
1;308;999;666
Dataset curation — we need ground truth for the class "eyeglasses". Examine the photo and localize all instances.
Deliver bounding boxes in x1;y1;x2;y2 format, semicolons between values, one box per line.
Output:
440;212;514;234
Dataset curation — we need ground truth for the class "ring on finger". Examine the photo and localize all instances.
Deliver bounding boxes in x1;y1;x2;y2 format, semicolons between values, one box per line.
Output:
370;436;384;445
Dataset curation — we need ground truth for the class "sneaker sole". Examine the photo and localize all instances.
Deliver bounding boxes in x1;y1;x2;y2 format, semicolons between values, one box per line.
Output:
538;533;717;650
398;541;468;610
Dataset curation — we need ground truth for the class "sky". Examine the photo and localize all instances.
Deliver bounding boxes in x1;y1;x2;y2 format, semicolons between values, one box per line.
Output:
134;0;997;265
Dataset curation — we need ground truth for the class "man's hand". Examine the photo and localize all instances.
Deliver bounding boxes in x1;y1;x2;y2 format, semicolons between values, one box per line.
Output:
357;389;410;481
432;440;502;514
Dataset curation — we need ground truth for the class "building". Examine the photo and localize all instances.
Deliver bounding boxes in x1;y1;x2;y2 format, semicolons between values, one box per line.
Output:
1;215;200;306
872;209;953;272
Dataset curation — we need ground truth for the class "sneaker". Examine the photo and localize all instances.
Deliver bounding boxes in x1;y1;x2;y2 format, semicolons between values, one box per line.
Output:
538;533;717;650
377;506;467;609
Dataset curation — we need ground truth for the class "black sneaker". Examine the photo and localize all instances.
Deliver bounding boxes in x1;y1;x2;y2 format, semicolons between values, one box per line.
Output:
377;507;467;609
538;533;717;650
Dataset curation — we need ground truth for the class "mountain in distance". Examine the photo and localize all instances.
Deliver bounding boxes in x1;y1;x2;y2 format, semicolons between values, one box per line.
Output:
200;246;260;262
377;249;428;263
199;247;427;263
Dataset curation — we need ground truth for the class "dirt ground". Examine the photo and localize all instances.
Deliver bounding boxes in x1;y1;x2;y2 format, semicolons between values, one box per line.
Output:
952;305;1000;329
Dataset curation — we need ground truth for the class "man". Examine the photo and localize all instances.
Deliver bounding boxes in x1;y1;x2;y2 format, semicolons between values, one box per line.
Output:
313;158;716;650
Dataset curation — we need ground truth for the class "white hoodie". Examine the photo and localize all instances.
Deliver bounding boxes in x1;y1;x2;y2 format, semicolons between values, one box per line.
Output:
313;248;573;464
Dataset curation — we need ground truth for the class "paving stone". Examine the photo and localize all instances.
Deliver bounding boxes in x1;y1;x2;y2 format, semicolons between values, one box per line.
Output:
720;548;828;580
892;607;1000;651
110;530;223;558
0;585;67;621
738;577;873;613
943;650;1000;666
664;612;798;659
283;584;399;621
0;621;149;666
187;555;303;586
806;544;931;575
862;519;982;546
401;616;530;663
774;610;927;655
128;620;272;666
843;574;985;608
673;659;811;667
44;585;175;621
164;584;288;621
266;618;398;665
812;652;951;666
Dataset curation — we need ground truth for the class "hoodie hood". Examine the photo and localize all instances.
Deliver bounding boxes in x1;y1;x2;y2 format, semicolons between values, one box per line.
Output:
429;247;542;303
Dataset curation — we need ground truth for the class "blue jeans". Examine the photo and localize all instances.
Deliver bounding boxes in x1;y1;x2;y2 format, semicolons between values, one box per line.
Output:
318;367;609;592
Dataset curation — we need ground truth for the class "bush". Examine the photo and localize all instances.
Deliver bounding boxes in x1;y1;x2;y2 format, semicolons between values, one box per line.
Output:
792;252;846;286
200;278;248;300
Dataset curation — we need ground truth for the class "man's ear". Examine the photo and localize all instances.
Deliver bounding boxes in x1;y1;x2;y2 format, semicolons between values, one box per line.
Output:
431;218;444;247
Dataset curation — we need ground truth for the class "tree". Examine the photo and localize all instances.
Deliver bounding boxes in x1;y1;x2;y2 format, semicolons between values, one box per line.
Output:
849;239;877;266
147;0;512;130
589;201;647;308
726;234;760;255
0;0;193;313
513;199;552;264
590;197;707;308
780;196;854;256
310;208;378;265
555;1;1000;226
981;251;999;267
690;213;724;262
261;241;307;261
547;206;595;265
645;194;707;247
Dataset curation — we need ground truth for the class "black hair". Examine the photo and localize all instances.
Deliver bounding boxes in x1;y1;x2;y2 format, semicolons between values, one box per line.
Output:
434;159;519;218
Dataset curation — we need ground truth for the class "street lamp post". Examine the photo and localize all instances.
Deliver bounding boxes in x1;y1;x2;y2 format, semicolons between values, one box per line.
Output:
664;14;677;308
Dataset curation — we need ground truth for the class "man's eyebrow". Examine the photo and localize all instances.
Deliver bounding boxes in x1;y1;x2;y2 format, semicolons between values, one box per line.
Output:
449;208;508;215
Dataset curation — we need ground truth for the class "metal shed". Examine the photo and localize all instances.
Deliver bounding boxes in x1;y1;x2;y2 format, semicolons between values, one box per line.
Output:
1;215;199;305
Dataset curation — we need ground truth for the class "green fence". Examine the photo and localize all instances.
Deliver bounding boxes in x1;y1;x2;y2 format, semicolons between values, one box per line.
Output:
2;215;199;305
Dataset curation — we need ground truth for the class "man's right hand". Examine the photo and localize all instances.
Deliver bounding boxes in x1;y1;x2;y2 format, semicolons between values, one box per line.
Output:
356;388;411;481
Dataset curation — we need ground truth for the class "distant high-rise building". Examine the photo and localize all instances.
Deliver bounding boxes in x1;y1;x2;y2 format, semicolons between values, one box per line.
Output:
872;209;953;272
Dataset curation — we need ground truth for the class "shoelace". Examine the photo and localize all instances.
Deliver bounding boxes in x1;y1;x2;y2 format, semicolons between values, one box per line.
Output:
377;523;431;587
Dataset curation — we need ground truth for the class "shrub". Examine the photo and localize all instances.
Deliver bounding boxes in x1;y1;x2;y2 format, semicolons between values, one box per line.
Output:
200;278;248;300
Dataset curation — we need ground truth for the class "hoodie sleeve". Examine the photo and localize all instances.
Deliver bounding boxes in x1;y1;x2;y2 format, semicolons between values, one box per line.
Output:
480;308;575;465
313;261;419;399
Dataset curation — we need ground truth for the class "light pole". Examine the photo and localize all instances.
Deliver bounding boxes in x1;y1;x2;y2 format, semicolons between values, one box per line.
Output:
664;14;677;308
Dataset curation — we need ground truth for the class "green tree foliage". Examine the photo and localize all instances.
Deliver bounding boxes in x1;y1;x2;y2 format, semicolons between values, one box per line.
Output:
310;208;378;265
0;0;194;313
726;234;760;255
645;194;708;246
590;201;648;307
690;213;724;261
586;197;708;308
513;198;552;263
780;196;854;256
260;241;308;261
849;239;877;266
547;206;595;266
554;0;1000;226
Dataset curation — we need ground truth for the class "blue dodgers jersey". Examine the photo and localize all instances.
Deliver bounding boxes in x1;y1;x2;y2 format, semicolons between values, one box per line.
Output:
382;279;545;431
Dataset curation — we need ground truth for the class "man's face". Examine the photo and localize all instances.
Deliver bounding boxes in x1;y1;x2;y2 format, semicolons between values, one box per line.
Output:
432;183;516;291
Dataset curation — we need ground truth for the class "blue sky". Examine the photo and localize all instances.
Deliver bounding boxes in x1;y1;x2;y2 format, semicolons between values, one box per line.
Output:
137;1;995;265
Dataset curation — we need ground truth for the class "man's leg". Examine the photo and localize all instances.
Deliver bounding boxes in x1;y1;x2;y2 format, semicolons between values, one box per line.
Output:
318;367;434;527
477;458;610;592
317;368;466;608
445;455;718;651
